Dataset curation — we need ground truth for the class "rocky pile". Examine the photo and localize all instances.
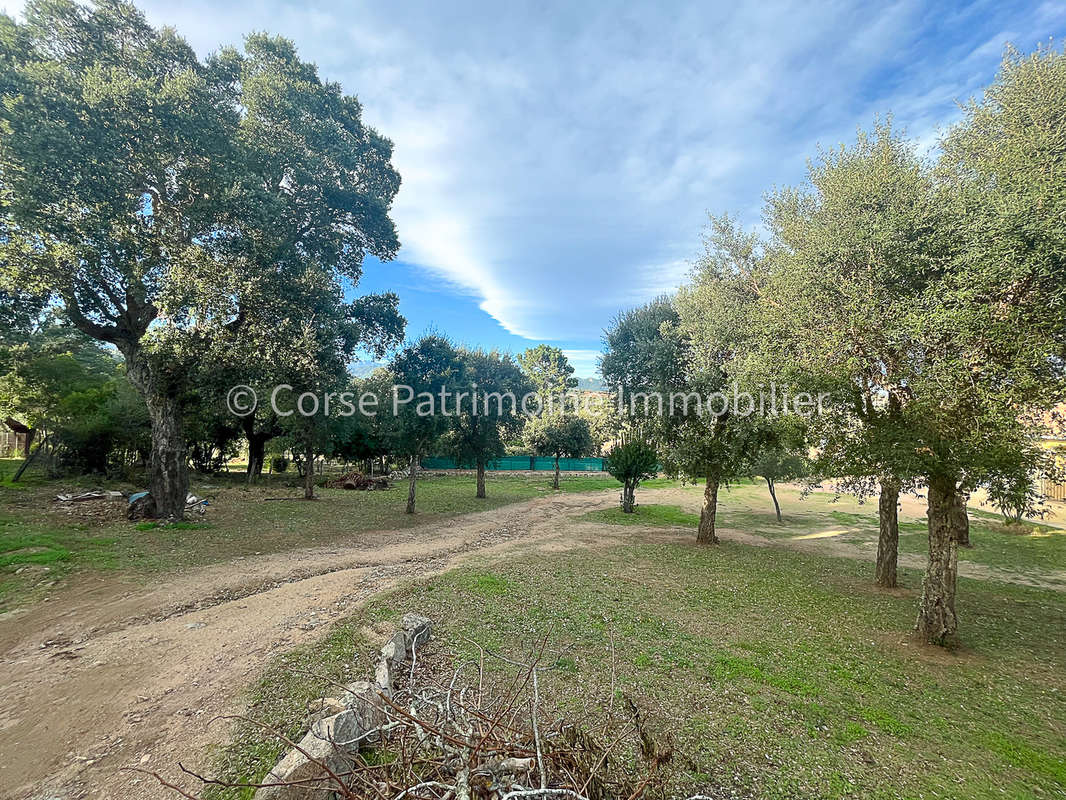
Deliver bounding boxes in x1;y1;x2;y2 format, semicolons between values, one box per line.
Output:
253;613;432;800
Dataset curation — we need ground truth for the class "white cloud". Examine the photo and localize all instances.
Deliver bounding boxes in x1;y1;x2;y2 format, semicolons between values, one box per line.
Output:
560;350;602;379
6;0;1063;344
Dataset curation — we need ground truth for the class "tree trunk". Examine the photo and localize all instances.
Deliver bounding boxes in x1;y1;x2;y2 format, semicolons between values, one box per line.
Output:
875;479;900;588
697;471;720;544
406;454;418;514
143;390;187;519
552;456;560;490
621;479;636;513
22;427;35;459
121;346;188;520
766;476;781;523
476;458;486;498
915;475;961;646
303;441;315;500
956;490;971;547
246;431;269;477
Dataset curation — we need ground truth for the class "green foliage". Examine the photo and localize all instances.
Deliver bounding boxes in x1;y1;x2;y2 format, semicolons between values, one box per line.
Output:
518;344;578;396
605;437;658;484
444;348;531;471
523;414;593;461
0;318;117;431
605;434;658;511
0;0;402;510
389;335;464;459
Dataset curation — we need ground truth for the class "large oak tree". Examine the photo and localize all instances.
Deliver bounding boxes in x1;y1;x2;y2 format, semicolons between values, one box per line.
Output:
0;0;400;517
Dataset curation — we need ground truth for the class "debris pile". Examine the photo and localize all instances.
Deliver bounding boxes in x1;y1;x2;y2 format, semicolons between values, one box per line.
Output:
140;618;682;800
127;492;209;520
324;470;390;491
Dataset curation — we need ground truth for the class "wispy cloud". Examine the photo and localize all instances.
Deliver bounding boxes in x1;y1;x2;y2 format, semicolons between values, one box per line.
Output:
4;0;1063;348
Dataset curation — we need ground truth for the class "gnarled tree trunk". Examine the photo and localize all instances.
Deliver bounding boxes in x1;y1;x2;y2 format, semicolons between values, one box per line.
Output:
552;455;560;490
122;346;188;520
697;470;720;544
476;458;486;499
244;426;270;478
621;479;636;513
915;475;961;646
875;479;900;588
406;453;418;514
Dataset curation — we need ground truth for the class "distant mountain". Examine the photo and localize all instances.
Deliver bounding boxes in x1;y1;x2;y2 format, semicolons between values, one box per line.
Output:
575;376;607;391
350;361;384;377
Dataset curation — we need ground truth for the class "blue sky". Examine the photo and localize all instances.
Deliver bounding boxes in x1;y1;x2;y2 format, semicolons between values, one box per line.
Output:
6;0;1065;377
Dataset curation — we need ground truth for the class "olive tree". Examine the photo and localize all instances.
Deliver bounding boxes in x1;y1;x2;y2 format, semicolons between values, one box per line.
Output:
767;62;1066;644
605;433;658;512
763;124;938;589
602;222;769;545
523;414;592;490
447;348;530;498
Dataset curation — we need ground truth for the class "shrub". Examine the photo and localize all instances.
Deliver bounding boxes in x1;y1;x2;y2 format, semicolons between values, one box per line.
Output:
606;436;658;512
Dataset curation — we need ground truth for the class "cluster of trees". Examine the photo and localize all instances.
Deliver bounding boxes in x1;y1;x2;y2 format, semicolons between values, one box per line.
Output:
602;46;1066;647
0;301;611;510
0;1;611;514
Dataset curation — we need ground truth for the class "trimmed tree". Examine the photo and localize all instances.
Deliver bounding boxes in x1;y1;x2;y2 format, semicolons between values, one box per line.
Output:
390;335;463;514
447;348;530;498
766;63;1066;644
605;433;658;512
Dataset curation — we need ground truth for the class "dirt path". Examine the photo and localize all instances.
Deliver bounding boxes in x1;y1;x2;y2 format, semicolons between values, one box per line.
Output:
0;490;623;800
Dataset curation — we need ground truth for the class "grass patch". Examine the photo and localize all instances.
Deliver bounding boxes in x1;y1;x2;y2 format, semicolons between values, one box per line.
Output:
134;520;212;531
213;541;1066;800
0;512;123;605
580;503;701;528
711;482;1066;581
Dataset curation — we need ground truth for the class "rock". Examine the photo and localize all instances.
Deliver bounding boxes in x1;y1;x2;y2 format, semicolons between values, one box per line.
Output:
306;696;346;725
254;616;434;800
340;680;389;739
401;612;433;648
310;709;366;750
374;657;392;691
252;726;349;800
380;630;407;668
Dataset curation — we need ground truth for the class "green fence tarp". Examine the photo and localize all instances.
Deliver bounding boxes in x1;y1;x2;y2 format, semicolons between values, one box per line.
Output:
421;455;607;471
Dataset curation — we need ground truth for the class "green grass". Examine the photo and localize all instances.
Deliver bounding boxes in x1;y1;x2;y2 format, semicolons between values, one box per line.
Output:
210;540;1066;800
0;472;656;610
580;503;700;527
0;512;123;605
